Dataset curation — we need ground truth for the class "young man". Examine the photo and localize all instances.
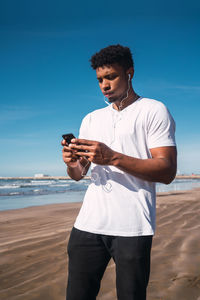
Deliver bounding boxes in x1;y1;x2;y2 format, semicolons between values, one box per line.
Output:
62;44;177;300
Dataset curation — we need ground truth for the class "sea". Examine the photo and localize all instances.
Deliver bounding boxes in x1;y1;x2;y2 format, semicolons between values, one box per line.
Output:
0;178;200;211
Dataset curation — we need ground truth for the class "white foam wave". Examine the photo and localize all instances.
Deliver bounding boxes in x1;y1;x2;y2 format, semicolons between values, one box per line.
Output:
30;180;55;185
54;184;70;187
0;185;20;189
9;192;20;195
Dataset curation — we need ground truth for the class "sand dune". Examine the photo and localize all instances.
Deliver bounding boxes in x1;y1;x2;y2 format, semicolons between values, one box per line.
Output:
0;189;200;300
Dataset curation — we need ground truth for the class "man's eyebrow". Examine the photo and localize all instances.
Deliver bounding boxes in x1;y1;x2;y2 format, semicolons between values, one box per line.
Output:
97;72;117;80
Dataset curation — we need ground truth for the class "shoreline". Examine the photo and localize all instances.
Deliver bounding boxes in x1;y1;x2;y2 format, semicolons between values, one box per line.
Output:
1;179;200;212
0;187;198;213
0;175;200;180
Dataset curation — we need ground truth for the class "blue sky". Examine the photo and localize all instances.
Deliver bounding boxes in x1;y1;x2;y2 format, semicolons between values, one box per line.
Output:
0;0;200;176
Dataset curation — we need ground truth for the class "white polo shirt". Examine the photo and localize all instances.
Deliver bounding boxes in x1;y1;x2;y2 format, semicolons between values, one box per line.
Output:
74;97;176;236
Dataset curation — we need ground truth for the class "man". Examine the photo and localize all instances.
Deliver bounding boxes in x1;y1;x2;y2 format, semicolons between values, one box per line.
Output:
62;44;177;300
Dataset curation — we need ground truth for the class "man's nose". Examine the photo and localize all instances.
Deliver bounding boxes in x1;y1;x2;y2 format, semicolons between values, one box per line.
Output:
102;79;110;91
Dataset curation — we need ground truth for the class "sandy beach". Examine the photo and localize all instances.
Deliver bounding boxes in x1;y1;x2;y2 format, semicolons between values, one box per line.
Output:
0;189;200;300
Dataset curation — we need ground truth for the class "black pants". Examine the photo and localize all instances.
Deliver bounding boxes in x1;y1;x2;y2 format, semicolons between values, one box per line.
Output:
66;227;152;300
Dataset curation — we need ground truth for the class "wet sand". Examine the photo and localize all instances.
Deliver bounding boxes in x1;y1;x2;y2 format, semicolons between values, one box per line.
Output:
0;189;200;300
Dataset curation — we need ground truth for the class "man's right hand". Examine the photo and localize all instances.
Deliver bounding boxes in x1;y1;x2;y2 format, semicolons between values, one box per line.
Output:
61;140;79;167
61;139;91;180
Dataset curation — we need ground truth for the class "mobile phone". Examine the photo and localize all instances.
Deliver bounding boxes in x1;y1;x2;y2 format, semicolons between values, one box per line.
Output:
62;133;86;152
62;133;76;145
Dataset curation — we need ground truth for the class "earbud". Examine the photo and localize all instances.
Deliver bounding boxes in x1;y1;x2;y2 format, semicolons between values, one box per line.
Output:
128;74;131;80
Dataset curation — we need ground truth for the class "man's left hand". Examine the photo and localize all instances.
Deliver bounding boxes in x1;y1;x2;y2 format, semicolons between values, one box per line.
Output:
69;139;115;165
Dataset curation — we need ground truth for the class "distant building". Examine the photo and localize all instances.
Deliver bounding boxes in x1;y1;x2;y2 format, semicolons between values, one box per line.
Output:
34;174;50;178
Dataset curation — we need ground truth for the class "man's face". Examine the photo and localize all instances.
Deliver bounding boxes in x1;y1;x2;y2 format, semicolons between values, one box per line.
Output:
96;63;129;103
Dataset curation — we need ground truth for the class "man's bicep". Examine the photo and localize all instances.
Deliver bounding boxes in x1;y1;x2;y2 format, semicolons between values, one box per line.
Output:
150;146;177;167
148;146;177;183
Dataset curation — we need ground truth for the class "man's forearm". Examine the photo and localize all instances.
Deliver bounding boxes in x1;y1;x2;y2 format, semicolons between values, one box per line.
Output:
111;152;177;184
67;162;83;181
67;158;90;181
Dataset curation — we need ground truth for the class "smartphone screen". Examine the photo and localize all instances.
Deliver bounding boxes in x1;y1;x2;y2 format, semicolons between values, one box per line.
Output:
62;133;75;145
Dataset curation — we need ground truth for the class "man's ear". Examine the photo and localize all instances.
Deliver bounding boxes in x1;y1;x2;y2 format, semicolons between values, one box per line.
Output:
126;67;134;79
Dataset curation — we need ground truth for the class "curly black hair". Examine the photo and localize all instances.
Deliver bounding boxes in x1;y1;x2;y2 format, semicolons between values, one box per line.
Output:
90;44;134;71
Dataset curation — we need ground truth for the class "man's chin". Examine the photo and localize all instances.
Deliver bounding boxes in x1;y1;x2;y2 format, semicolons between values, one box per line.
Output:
106;93;126;103
107;96;117;103
108;98;115;103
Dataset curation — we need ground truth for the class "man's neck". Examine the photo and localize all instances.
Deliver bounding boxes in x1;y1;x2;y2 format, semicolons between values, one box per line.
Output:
112;90;139;111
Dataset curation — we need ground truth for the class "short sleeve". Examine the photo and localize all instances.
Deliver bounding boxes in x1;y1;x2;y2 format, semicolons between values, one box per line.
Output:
78;113;91;140
147;103;176;149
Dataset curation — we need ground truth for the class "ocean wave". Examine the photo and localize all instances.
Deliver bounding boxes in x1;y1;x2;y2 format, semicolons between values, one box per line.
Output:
1;178;200;199
9;192;20;195
30;180;57;185
0;185;20;189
